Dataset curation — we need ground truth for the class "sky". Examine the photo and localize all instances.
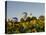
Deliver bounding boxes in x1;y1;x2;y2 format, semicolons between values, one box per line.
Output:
7;0;44;2
7;1;45;21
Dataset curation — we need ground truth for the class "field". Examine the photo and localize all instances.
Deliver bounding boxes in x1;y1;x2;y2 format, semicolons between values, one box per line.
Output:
5;16;45;34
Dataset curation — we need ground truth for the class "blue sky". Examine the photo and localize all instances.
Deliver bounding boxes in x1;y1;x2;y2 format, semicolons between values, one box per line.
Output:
7;0;43;2
7;1;45;20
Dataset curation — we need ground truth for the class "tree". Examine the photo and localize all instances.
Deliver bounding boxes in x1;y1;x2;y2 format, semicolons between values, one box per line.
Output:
26;17;31;22
39;15;45;21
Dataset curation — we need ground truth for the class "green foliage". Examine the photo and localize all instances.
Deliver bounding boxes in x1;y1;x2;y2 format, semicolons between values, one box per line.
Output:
6;16;45;34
